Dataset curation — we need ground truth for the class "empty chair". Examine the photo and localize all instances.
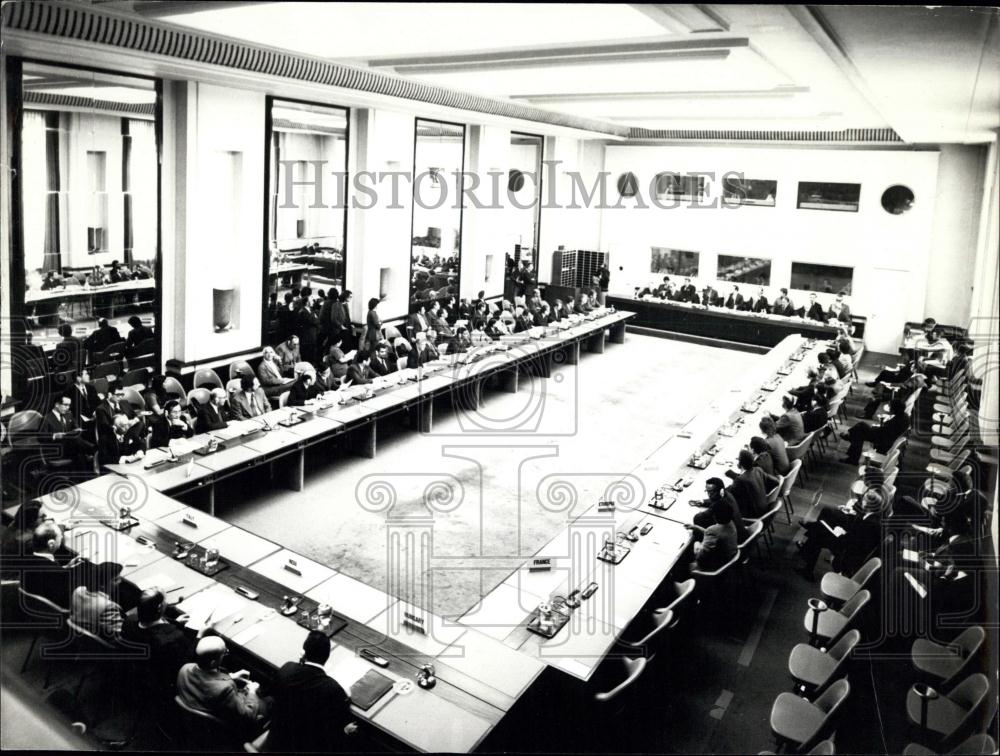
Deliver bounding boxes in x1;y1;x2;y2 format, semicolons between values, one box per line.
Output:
788;630;861;697
193;369;223;390
122;387;146;413
90;360;122;381
770;678;850;753
821;557;882;605
173;694;244;751
748;476;784;554
803;590;870;647
911;627;986;691
906;674;990;745
593;656;647;704
903;733;997;756
780;460;803;522
17;587;70;676
618;608;675;657
8;410;43;448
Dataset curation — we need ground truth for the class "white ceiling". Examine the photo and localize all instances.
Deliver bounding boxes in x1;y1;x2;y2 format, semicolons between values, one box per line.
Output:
136;2;1000;143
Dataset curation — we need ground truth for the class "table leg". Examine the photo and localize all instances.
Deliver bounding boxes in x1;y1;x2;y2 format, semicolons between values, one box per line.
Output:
207;484;215;517
564;341;580;365
418;397;433;433
273;449;305;491
353;421;376;459
537;351;552;378
609;320;626;344
499;366;518;393
587;329;606;354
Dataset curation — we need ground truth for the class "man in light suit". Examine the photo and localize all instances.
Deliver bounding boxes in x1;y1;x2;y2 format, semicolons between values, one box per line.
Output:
265;631;356;752
176;636;271;738
408;304;430;337
196;388;230;433
772;394;806;443
229;374;270;420
70;560;126;639
275;336;300;376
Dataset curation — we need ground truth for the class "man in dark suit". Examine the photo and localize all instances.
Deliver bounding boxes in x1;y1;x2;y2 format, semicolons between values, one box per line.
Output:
196;388;230;433
64;368;100;425
841;399;910;465
724;286;744;310
692;477;748;543
265;631;356;752
95;382;146;443
678;278;698;303
805;293;826;321
84;318;123;358
724;450;775;519
39;395;95;467
369;343;396;377
771;288;795;317
751;288;770;313
122;588;199;696
700;286;722;307
15;521;85;609
124;316;154;357
346;351;375;385
51;324;84;373
408;304;430;337
12;331;47;367
98;414;145;465
797;488;884;580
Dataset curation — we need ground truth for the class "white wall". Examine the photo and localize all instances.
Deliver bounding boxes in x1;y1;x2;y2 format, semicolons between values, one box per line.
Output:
601;144;941;352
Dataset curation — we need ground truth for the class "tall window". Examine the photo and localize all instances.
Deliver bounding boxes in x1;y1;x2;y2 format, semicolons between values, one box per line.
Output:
265;98;349;345
410;119;465;309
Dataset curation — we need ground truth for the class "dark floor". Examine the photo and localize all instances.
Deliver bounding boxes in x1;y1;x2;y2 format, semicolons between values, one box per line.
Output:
2;348;997;753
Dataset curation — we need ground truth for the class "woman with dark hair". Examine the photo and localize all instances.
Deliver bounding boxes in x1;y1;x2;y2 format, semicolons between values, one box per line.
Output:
365;298;383;352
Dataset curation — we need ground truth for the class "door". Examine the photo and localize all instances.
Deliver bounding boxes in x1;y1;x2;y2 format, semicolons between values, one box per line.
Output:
862;267;912;354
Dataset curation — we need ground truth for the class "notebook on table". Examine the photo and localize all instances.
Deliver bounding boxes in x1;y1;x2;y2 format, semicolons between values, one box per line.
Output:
350;670;394;710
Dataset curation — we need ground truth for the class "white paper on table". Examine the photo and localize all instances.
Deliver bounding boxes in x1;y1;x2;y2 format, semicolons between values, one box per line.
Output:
821;521;847;538
327;651;372;691
134;572;176;591
902;549;920;563
177;589;245;632
903;572;928;598
231;622;265;646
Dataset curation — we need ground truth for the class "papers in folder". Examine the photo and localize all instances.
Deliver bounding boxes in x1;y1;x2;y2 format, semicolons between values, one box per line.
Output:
821;521;847;538
176;588;245;632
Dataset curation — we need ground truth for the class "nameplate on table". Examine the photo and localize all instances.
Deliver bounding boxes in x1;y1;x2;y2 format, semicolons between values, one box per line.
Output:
761;379;781;392
181;514;199;528
529;558;552;572
597;500;615;513
402;611;427;634
283;558;303;576
776;364;793;376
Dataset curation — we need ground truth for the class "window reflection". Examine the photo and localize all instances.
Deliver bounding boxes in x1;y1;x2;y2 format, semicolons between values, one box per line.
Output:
410;119;465;308
266;99;349;345
717;255;772;285
18;62;159;389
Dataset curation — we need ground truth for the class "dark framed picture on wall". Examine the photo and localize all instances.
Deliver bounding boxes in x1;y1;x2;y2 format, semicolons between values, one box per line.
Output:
796;181;861;212
651;247;700;276
790;262;854;295
717;255;772;285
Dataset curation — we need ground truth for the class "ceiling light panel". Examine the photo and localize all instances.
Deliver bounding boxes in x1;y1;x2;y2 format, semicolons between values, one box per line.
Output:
165;2;666;60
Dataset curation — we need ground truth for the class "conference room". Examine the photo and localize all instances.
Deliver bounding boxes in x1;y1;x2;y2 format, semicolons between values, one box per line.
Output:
1;3;998;754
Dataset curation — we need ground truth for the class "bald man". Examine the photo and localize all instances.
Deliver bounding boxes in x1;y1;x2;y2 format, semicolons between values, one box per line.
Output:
196;388;230;433
176;636;270;736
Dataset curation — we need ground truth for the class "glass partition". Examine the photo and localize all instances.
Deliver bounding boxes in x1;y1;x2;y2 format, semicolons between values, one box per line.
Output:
797;181;860;212
722;176;776;207
266;98;348;344
790;262;854;295
15;61;160;386
410;119;465;309
717;255;772;285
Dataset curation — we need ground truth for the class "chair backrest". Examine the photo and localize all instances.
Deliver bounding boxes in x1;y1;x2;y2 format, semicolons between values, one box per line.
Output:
225;378;242;395
396;357;409;372
130;337;157;358
174;694;229;726
850;557;882;591
738;520;765;551
17;586;69;622
829;628;861;664
839;590;871;624
766;475;784;505
781;460;803;496
187;388;211;408
593;657;647;703
943;628;987;688
9;410;43;441
786;434;812;462
808;739;836;755
193;369;223;390
66;617;117;651
122;368;150;389
162;376;185;399
278;391;290;409
664;579;697;616
947;674;990;731
949;733;996;755
229;361;253;380
814;677;851;717
122;387;146;412
633;608;674;648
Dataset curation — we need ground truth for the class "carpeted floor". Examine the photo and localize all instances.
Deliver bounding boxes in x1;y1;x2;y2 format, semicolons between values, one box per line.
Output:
219;334;760;617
